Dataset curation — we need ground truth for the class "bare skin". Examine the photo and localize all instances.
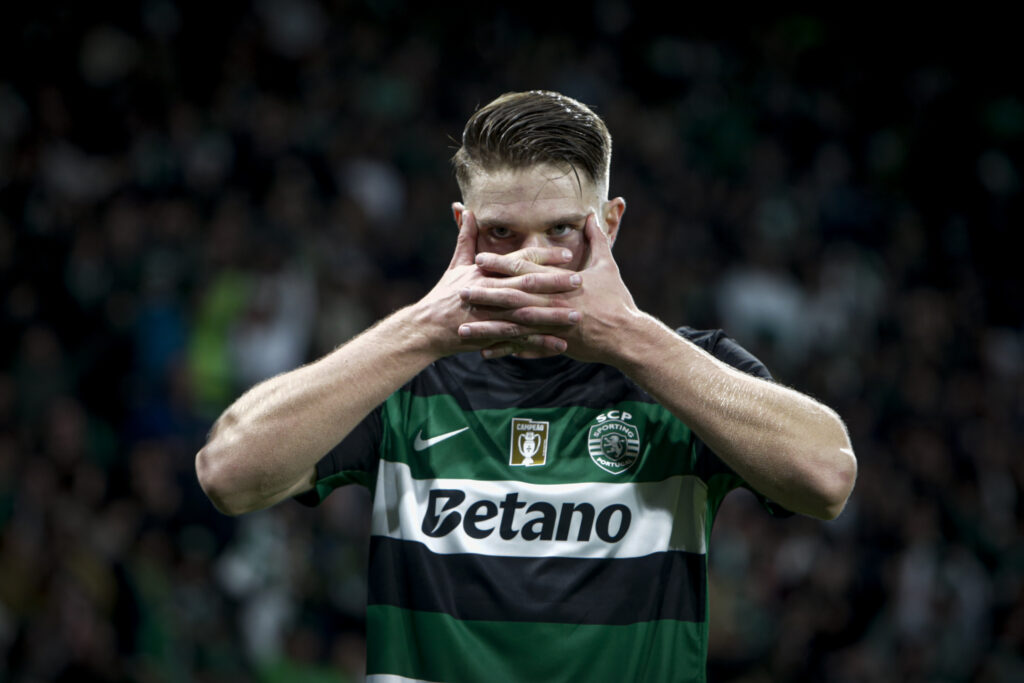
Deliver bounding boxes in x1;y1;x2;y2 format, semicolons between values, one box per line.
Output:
196;164;856;519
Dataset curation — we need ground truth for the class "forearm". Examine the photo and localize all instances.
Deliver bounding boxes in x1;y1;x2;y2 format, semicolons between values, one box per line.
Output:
196;304;439;515
610;315;857;520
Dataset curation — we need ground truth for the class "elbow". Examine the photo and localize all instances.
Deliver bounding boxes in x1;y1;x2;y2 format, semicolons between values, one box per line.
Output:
811;445;858;521
195;440;253;517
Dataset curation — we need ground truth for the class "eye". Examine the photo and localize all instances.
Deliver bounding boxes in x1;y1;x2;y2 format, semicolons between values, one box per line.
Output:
548;224;574;238
490;226;513;239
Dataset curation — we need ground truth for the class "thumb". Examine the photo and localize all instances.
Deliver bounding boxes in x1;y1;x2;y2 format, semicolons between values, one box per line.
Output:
449;208;478;268
582;214;612;268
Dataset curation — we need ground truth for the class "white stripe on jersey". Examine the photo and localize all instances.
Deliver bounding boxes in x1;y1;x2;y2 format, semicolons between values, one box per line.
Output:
367;674;440;683
370;459;708;559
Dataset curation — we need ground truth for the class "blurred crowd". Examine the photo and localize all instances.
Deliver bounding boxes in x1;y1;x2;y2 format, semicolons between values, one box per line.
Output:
1;2;1022;682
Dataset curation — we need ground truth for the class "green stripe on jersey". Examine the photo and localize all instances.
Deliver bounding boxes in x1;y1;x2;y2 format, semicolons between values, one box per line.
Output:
381;392;699;485
366;605;709;683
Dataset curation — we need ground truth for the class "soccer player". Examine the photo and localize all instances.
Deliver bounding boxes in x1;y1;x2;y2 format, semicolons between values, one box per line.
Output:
196;90;857;682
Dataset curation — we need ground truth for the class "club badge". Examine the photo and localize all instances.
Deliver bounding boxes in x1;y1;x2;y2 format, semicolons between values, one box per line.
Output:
588;410;641;475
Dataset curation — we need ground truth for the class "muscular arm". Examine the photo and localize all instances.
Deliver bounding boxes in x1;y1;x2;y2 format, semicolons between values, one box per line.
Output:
195;311;437;515
612;316;856;519
196;212;581;515
462;216;857;520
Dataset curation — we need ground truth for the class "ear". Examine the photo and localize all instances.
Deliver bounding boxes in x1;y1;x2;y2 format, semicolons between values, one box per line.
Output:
452;202;465;229
601;197;626;246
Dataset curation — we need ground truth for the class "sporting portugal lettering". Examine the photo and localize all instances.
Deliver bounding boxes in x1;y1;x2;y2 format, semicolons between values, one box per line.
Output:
588;410;641;474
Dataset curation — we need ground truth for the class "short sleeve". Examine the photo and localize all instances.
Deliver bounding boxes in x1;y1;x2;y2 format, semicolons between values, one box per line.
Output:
676;326;793;518
294;404;383;506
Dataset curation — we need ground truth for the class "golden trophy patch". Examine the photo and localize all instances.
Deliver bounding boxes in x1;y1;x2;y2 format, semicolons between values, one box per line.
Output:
509;418;549;467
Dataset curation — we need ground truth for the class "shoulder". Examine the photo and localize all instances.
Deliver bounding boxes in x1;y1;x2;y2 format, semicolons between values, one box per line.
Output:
674;326;772;381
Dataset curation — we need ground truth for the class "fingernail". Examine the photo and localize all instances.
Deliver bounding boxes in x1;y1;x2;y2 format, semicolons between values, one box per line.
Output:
569;274;582;287
459;325;471;336
561;249;573;260
568;311;580;323
482;349;494;359
556;340;567;352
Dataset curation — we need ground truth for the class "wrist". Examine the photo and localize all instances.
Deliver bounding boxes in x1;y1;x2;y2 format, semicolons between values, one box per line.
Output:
600;311;678;372
400;298;458;360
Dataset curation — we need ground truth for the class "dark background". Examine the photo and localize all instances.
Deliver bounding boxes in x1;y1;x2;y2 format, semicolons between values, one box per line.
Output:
1;2;1021;681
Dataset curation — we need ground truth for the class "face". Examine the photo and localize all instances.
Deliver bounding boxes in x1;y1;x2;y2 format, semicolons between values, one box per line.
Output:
454;164;625;272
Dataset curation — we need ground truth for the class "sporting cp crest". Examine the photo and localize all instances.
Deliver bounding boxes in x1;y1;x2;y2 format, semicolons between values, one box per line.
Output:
587;410;641;475
510;417;549;467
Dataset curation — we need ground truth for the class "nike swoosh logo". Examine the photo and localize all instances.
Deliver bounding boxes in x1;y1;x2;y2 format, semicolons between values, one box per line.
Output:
413;427;469;451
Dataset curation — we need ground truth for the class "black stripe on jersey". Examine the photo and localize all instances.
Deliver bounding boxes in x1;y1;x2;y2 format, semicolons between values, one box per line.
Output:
403;327;771;412
412;354;655;412
367;536;707;626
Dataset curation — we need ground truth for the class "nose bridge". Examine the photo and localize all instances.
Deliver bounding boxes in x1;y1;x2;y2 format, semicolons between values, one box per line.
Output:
521;230;550;249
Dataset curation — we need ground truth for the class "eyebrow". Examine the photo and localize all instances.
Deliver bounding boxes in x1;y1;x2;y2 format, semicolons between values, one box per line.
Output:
477;213;588;229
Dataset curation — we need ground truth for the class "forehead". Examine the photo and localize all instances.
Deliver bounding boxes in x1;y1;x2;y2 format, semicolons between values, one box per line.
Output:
464;164;599;222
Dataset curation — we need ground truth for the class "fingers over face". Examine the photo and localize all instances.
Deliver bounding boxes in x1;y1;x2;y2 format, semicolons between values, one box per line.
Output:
449;205;478;268
506;306;581;326
464;302;580;326
582;213;611;267
475;246;574;275
460;286;539;310
468;270;582;297
458;320;571;343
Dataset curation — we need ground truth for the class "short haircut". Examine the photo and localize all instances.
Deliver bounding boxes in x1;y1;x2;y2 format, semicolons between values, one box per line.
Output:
453;90;612;197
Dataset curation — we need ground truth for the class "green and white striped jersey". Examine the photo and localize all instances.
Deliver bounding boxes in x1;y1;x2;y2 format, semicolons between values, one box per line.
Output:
300;327;786;683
